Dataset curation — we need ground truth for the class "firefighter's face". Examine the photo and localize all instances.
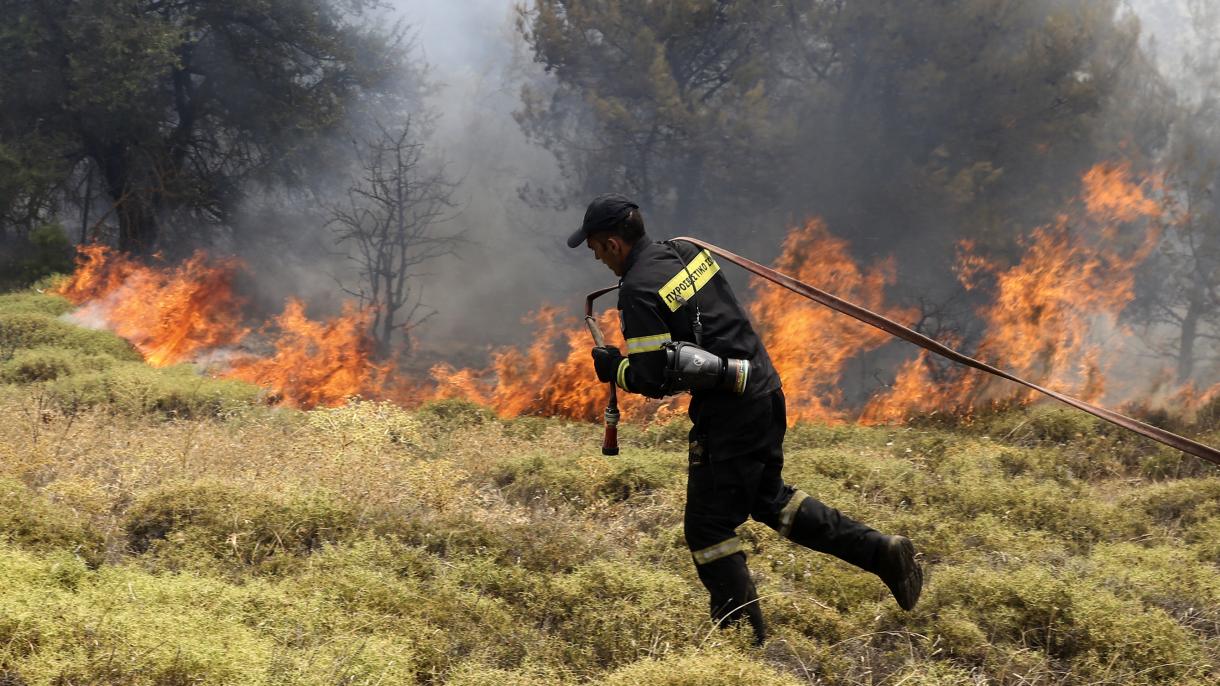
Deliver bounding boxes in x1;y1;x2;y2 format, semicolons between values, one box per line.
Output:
588;235;628;276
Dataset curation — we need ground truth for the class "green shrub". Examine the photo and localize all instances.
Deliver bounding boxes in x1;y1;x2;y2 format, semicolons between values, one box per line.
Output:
633;416;690;449
916;563;1207;683
45;362;259;417
500;414;554;440
0;478;104;566
0;291;74;317
784;422;886;451
0;345;113;383
601;648;803;685
0;311;139;361
1127;478;1220;528
1186;516;1220;563
543;560;702;672
304;399;422;449
598;450;682;501
0;548;276;685
124;483;357;575
446;663;572;686
416;397;496;428
1088;542;1220;635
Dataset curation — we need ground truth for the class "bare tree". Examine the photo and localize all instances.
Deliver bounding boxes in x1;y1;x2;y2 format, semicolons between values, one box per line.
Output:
329;118;461;358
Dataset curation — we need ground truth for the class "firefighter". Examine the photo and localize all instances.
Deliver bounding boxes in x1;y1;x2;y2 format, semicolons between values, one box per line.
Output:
569;193;923;645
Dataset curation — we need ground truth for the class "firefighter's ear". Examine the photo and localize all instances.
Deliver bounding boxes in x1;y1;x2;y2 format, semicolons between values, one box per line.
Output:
609;235;628;257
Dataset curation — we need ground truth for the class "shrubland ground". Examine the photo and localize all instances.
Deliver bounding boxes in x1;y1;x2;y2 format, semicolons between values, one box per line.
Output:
1;288;1218;685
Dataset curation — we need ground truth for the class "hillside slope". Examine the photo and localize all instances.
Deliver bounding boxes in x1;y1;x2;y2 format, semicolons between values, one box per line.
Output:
0;289;1218;685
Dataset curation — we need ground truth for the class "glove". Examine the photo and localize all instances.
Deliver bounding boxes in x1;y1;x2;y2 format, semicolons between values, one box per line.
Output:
591;345;624;383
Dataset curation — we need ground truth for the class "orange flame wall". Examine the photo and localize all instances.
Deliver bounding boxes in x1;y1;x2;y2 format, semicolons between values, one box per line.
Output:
53;160;1177;424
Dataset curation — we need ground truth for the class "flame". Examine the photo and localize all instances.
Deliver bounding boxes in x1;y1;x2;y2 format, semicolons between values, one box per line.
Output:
228;300;383;408
52;160;1182;425
427;307;678;421
864;162;1162;421
56;244;141;303
1082;161;1160;224
56;246;386;408
57;246;250;366
749;219;913;424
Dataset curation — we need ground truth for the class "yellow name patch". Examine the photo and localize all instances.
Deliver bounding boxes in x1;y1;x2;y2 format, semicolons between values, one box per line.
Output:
658;249;720;312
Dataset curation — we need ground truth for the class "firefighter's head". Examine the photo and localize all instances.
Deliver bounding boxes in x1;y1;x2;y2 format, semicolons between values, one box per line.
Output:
567;193;645;277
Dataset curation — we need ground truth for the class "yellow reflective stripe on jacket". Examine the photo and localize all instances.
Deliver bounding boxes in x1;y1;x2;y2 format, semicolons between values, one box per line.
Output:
778;490;810;539
658;249;720;312
625;332;671;354
691;536;744;565
615;358;630;391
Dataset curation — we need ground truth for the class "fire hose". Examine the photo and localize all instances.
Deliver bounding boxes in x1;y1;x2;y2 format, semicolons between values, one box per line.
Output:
585;237;1220;467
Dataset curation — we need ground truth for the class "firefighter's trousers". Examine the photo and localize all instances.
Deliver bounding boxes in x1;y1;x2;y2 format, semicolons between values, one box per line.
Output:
685;389;886;643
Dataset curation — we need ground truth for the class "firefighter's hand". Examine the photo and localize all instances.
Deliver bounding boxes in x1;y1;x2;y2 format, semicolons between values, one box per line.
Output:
591;346;623;383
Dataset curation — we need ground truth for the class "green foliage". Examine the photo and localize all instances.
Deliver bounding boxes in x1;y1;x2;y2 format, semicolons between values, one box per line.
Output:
0;546;275;685
17;223;73;285
518;0;1161;263
416;397;496;427
493;449;681;508
0;346;113;383
600;648;803;685
544;560;702;671
0;290;74;317
1127;477;1220;528
0;311;140;362
0;0;422;251
916;562;1209;683
0;387;1218;684
0;478;104;566
45;362;260;418
124;483;357;575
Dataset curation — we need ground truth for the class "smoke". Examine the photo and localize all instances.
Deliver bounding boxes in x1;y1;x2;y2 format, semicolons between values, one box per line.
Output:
215;0;1219;398
314;0;605;365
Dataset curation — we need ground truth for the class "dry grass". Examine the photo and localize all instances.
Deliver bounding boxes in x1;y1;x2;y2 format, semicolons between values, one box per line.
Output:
0;288;1218;684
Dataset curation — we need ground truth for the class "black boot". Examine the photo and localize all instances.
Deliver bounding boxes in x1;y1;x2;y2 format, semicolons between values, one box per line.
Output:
780;492;923;610
695;552;766;645
873;534;923;611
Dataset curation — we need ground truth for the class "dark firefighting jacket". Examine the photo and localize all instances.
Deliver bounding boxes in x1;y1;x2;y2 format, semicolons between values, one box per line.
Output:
614;237;780;401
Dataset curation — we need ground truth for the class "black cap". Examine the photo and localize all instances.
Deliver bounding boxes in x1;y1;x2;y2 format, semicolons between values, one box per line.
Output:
566;193;639;248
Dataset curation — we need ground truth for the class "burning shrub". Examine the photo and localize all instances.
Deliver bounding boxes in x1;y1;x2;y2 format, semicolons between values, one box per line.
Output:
0;478;104;566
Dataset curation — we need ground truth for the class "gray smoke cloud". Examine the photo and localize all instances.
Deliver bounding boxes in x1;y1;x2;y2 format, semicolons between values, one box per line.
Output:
227;0;1219;397
379;0;609;365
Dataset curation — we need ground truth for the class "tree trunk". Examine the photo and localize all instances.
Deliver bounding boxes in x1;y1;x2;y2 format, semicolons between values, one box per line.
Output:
98;149;159;255
1177;288;1204;383
116;193;159;255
